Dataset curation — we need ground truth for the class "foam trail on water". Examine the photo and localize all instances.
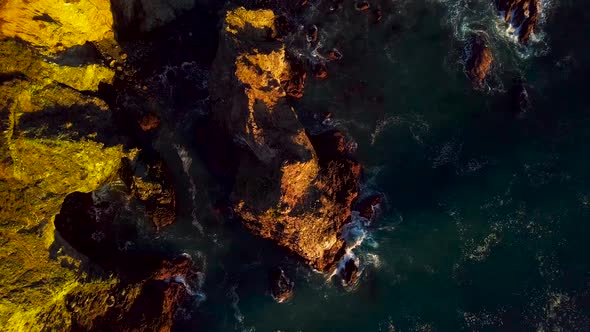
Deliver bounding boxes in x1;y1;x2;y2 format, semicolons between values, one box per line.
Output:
327;212;370;281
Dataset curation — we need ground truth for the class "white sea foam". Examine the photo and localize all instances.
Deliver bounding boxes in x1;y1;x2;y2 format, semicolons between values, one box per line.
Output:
174;144;203;234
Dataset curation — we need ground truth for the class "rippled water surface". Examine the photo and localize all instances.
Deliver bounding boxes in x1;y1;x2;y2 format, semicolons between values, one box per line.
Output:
144;0;590;330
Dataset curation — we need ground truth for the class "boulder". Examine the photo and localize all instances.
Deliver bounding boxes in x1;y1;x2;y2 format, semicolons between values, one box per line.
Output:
340;258;360;286
355;1;371;11
327;48;343;61
496;0;540;44
354;194;383;221
313;62;329;80
465;34;493;88
269;267;295;303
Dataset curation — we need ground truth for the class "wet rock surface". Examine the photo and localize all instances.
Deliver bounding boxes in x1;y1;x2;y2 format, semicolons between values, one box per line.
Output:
121;151;177;230
496;0;540;44
208;7;362;271
339;258;360;286
354;193;383;221
53;190;197;331
465;34;494;88
269;267;294;303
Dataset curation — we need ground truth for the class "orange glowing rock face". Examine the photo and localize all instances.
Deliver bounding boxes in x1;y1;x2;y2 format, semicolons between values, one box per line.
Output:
211;8;360;272
224;7;276;36
0;0;115;52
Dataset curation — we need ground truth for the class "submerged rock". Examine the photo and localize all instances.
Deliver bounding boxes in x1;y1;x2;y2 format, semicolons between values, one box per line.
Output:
208;7;362;271
496;0;541;44
510;78;531;116
269;267;295;303
313;62;329;80
327;48;343;61
465;34;493;88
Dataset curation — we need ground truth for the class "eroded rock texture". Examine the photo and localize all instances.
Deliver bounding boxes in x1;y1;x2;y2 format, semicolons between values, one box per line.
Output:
0;1;188;329
496;0;541;44
465;34;494;88
209;7;361;271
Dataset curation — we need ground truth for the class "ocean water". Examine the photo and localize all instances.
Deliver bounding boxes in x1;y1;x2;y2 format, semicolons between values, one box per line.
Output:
134;0;590;330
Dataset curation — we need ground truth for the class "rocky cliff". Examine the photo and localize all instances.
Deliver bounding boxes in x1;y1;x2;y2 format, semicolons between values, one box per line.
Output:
0;1;190;330
209;7;361;271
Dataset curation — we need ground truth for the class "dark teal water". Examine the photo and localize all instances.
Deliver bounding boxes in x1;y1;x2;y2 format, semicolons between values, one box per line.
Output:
148;0;590;330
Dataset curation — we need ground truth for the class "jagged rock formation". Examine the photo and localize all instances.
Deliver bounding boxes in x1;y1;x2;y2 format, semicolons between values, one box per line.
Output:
121;152;177;230
269;267;294;303
50;191;195;332
496;0;540;44
209;7;361;271
465;34;493;88
0;1;186;330
0;0;115;52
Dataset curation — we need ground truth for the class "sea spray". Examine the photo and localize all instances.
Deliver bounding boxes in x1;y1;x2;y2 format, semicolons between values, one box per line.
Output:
174;144;204;234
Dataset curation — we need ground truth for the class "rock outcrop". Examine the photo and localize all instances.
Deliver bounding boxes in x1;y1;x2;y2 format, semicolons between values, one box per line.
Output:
465;34;493;88
121;152;177;230
51;191;195;331
269;267;294;303
0;0;115;52
496;0;541;44
209;7;361;271
0;2;187;329
354;193;383;221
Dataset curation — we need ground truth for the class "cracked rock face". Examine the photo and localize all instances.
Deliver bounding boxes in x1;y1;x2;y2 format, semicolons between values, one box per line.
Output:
496;0;540;44
465;34;494;88
208;7;361;271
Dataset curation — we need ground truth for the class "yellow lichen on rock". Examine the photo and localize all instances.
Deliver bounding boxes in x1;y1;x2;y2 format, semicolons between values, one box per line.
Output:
235;47;288;141
11;138;125;195
279;160;319;207
235;47;287;107
46;63;115;92
225;7;275;35
0;35;126;329
0;0;115;52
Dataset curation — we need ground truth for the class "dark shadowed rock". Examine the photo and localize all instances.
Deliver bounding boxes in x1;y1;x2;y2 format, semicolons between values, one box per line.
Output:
121;152;177;230
138;113;161;131
208;8;362;271
510;78;531;116
327;48;343;61
269;267;294;303
86;255;196;332
355;1;370;11
340;258;359;286
282;56;307;99
373;8;383;24
307;24;319;47
496;0;540;44
465;34;493;88
313;62;329;80
354;193;383;221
